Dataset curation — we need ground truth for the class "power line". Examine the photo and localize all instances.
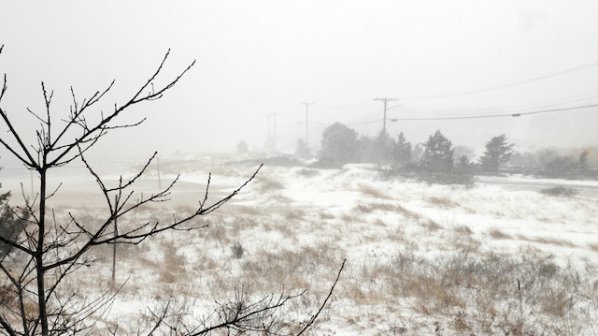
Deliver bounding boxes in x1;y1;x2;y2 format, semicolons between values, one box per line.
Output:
308;101;598;129
390;102;598;121
398;59;598;100
348;119;382;126
402;89;598;116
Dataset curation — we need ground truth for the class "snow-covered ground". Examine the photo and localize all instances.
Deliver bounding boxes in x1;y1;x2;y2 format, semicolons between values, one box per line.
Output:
2;157;598;335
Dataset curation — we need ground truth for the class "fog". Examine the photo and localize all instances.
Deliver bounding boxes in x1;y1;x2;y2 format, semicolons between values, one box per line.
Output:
1;1;598;162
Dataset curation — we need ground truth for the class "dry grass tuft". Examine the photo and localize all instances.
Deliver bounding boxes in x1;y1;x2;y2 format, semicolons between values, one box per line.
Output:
354;202;420;220
158;241;187;284
253;175;285;192
540;186;578;197
422;219;442;232
489;228;512;240
340;213;359;223
372;218;386;227
516;234;576;247
453;225;472;235
231;205;261;216
427;196;459;208
0;284;16;307
318;212;335;220
272;221;294;237
588;242;598;252
284;208;305;221
451;234;481;253
368;249;597;334
356;183;392;199
206;223;230;245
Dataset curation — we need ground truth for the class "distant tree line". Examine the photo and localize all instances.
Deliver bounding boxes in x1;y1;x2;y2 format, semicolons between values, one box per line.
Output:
311;122;598;181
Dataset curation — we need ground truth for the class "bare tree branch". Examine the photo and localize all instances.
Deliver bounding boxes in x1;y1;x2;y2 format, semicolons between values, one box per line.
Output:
48;51;195;167
296;259;346;336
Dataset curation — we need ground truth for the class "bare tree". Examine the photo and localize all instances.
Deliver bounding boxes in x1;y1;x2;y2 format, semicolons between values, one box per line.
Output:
0;45;343;335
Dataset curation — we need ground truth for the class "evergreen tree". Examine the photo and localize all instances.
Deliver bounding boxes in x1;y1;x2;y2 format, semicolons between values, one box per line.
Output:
0;183;26;258
479;134;514;174
356;135;375;163
392;132;412;163
421;130;454;172
372;131;395;163
455;155;473;174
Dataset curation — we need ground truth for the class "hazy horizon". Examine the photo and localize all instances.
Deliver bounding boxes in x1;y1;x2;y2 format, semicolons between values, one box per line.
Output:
1;1;598;162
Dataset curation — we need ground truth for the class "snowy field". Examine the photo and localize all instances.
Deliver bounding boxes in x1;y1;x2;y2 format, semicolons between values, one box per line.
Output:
2;155;598;335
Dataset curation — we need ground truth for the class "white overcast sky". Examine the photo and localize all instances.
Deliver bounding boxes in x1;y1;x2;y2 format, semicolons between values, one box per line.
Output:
1;1;598;160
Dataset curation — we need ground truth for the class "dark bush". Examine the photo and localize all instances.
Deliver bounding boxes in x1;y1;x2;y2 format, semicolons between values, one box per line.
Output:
540;186;578;197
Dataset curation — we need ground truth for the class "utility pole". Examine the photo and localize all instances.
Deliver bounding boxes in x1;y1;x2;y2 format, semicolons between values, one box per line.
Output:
156;156;162;189
301;102;314;143
266;115;272;138
268;113;280;152
374;97;398;134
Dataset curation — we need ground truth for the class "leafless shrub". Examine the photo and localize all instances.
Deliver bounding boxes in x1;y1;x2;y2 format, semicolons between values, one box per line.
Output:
231;241;244;259
295;168;320;178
